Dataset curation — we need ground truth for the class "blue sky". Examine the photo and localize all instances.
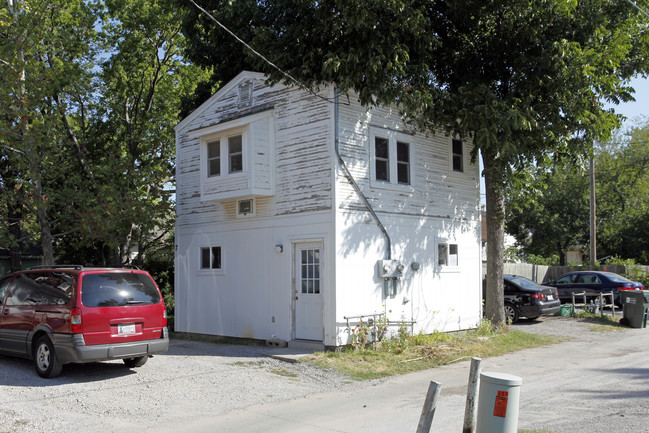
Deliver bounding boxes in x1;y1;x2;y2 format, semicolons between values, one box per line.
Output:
609;75;649;130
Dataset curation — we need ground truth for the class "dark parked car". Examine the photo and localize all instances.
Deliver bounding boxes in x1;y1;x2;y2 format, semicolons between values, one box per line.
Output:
542;271;645;305
0;266;169;378
483;275;561;323
502;275;561;323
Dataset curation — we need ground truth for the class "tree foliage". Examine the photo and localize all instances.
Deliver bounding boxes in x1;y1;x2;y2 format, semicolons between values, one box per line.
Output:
179;0;649;325
1;0;203;269
0;0;98;266
506;119;649;265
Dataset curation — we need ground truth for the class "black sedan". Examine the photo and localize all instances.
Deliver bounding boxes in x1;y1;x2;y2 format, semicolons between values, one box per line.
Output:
542;271;645;305
500;275;561;323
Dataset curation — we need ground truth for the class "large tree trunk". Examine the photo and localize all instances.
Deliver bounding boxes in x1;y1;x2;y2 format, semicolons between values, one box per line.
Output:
7;181;23;272
482;151;506;327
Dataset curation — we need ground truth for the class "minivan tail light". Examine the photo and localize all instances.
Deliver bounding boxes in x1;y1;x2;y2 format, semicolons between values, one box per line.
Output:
70;307;83;333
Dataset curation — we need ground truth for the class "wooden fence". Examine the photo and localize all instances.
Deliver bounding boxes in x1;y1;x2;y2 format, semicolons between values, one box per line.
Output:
501;263;647;283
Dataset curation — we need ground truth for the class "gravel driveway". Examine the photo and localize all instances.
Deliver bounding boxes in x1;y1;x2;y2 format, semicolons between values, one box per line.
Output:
0;316;613;432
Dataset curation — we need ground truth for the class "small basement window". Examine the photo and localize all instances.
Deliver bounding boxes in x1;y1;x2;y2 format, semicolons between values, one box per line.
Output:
438;242;459;268
201;246;222;270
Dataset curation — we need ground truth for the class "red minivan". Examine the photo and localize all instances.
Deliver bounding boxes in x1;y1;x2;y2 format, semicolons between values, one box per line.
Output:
0;266;169;378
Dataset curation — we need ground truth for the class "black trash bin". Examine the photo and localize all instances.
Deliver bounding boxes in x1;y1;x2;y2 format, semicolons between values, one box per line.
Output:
621;290;649;328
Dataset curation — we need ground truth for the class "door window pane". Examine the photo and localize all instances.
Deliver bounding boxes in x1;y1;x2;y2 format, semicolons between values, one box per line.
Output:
300;248;321;294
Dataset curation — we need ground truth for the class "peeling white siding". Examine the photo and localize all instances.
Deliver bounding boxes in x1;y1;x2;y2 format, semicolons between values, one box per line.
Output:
175;71;482;347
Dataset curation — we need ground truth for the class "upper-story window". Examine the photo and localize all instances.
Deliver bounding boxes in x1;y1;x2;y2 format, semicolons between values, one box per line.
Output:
396;141;410;184
228;135;243;173
207;141;221;177
452;138;463;173
207;131;245;178
370;128;413;188
190;108;274;202
375;137;390;181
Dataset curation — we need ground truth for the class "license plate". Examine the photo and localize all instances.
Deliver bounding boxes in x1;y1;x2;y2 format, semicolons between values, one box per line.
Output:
118;324;136;335
547;295;554;300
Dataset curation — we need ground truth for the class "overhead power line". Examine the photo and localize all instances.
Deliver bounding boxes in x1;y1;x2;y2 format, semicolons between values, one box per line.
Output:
625;0;649;19
186;0;341;105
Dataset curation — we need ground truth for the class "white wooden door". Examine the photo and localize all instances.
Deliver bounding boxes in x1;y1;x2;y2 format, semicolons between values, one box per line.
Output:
294;242;323;341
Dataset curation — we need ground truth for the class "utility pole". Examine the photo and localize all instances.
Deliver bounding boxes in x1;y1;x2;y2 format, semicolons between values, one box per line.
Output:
589;155;597;264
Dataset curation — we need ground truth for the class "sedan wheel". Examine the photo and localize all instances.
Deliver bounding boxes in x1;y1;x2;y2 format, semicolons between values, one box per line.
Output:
504;303;520;324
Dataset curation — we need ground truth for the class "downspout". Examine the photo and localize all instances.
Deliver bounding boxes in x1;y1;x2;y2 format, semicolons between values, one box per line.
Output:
334;88;392;260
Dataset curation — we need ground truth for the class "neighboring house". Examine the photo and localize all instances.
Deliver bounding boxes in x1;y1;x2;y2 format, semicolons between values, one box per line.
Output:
174;71;482;348
0;246;43;275
481;210;520;276
565;246;586;265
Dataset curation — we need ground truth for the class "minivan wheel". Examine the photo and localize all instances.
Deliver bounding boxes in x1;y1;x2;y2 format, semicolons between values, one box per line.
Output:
34;336;63;378
504;303;520;324
123;356;148;368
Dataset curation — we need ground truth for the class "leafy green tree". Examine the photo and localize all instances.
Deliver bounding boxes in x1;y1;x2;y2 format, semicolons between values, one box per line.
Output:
82;0;207;265
506;162;590;265
506;120;649;265
596;121;649;263
180;0;649;326
0;0;98;266
1;0;203;271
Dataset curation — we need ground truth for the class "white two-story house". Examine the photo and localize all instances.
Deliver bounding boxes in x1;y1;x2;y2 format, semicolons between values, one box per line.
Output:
174;71;482;348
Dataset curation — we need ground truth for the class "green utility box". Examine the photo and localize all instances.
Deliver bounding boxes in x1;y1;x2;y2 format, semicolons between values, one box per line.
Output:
554;305;574;316
621;290;649;328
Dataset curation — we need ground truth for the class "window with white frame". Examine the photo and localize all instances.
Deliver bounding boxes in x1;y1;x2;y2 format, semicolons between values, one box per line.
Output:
228;134;243;173
204;129;246;178
200;246;222;270
452;139;463;173
370;128;413;187
438;242;458;267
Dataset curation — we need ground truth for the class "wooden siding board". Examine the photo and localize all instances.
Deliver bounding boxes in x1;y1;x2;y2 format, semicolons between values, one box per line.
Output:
334;96;479;221
176;76;333;227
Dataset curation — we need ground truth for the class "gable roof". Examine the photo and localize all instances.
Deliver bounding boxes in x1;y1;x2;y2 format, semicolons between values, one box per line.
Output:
175;71;268;132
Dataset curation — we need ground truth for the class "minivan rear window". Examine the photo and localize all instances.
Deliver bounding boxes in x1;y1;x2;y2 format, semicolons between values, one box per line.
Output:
81;273;161;307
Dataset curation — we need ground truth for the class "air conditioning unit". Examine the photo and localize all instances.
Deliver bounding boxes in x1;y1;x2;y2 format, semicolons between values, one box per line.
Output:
237;198;254;217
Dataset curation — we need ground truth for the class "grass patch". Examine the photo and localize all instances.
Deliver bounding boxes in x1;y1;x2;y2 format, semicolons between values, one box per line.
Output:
302;321;562;381
270;368;299;378
570;310;624;332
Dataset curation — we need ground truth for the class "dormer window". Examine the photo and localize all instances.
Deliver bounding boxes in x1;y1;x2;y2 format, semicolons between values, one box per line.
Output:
228;135;243;173
191;109;275;201
207;141;221;177
206;131;245;178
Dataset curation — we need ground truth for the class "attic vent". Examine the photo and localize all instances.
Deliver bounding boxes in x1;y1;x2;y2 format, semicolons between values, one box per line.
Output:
238;81;253;108
237;198;255;217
